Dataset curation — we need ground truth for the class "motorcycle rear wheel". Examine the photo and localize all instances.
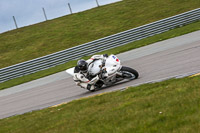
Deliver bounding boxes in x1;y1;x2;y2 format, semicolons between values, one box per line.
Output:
120;66;139;80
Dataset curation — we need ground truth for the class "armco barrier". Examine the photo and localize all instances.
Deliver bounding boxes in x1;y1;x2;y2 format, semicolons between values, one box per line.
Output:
0;8;200;83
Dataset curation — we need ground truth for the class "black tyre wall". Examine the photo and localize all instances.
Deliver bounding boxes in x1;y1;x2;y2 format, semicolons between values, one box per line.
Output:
121;66;139;79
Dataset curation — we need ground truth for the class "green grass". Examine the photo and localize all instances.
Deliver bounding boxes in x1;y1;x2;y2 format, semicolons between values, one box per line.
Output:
0;20;200;90
0;0;200;68
0;75;199;133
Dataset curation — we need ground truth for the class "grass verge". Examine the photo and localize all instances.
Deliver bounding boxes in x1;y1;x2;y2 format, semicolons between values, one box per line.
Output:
0;75;199;133
0;0;200;68
0;21;200;90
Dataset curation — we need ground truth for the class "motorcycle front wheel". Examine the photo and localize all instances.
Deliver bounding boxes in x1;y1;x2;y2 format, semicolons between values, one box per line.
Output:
120;66;139;80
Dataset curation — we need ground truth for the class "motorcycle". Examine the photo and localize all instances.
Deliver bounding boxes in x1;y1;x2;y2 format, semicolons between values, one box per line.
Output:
66;54;139;91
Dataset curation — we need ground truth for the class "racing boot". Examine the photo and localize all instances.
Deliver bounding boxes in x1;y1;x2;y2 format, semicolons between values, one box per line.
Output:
87;84;95;92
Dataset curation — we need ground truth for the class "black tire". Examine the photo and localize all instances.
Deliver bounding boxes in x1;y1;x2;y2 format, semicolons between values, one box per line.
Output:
89;89;95;92
120;66;139;79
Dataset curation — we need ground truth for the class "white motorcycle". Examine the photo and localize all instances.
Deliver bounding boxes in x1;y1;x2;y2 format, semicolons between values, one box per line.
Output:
66;54;139;91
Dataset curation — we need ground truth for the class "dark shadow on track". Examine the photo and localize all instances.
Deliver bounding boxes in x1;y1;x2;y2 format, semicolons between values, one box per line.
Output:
94;78;140;92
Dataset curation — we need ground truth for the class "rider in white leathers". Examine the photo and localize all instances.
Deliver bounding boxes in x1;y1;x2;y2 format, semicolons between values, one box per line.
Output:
73;54;108;91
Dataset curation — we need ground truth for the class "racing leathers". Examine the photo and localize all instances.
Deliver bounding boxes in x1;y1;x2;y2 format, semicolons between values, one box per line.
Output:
73;55;107;91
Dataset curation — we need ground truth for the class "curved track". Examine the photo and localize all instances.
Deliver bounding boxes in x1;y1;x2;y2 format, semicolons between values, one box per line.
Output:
0;30;200;119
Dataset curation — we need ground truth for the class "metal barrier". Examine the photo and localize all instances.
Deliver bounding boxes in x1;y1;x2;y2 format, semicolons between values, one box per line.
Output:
0;8;199;83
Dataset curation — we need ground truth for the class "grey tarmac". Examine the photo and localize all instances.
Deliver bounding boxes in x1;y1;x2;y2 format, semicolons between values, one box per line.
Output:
0;30;200;119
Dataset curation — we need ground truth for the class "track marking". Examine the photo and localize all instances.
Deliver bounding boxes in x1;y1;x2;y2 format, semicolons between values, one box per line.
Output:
51;102;68;108
190;73;200;77
50;92;110;108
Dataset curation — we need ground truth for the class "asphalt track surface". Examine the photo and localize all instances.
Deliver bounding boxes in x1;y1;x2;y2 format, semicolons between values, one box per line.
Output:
0;30;200;119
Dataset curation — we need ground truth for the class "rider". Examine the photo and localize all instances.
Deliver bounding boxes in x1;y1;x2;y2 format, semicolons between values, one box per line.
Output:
73;54;108;91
